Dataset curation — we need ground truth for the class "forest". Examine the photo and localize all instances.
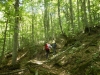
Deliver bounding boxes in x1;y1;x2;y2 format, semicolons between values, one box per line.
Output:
0;0;100;75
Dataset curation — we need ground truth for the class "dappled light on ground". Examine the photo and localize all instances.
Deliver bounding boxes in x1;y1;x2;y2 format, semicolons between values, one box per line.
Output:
0;26;100;75
28;59;45;65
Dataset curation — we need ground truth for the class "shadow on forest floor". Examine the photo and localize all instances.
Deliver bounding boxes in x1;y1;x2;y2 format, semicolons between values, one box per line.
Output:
1;26;100;75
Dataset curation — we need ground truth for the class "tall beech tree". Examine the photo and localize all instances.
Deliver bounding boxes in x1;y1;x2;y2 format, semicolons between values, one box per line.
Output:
12;0;19;65
44;0;49;41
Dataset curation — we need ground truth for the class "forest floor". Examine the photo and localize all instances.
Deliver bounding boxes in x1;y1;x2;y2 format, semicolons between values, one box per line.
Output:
0;26;100;75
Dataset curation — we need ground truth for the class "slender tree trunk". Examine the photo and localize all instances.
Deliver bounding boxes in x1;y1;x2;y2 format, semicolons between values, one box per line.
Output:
80;0;84;26
69;0;74;33
47;11;50;40
82;0;89;33
31;16;34;42
29;0;35;59
83;0;88;26
0;19;8;63
63;4;70;35
88;0;92;26
80;0;87;33
44;0;49;41
8;25;12;51
31;1;34;43
50;13;54;38
12;0;19;65
44;0;47;41
77;0;80;31
98;14;100;25
58;0;63;34
93;4;96;25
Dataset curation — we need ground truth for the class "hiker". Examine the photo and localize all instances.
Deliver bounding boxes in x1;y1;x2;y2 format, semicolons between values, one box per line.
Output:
44;42;52;59
52;40;57;54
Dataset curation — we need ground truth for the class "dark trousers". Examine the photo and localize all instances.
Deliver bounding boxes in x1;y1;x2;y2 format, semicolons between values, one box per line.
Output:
45;49;50;59
53;48;56;54
52;43;56;54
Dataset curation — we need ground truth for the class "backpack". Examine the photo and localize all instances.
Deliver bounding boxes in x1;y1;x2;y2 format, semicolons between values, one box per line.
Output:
45;43;49;50
52;43;56;48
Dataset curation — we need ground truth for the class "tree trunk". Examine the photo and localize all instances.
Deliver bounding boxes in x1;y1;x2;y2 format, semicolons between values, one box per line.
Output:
88;0;92;26
77;0;80;31
58;0;63;34
12;0;19;65
50;13;54;38
63;3;70;35
92;4;96;25
83;0;88;26
69;0;74;33
44;0;49;41
0;19;8;63
31;0;34;43
80;0;88;33
98;13;100;25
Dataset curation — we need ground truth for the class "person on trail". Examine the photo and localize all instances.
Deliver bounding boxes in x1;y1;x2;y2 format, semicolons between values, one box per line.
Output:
52;40;57;54
45;42;52;59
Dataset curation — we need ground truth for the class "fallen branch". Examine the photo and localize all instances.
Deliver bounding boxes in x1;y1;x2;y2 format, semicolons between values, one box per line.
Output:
17;51;28;62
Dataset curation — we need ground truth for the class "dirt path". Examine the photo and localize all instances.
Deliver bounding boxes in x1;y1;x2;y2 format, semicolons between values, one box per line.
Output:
27;48;72;75
27;58;70;75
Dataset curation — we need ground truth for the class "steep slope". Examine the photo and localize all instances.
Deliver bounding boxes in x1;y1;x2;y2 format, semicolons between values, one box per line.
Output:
0;26;100;75
26;26;100;75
